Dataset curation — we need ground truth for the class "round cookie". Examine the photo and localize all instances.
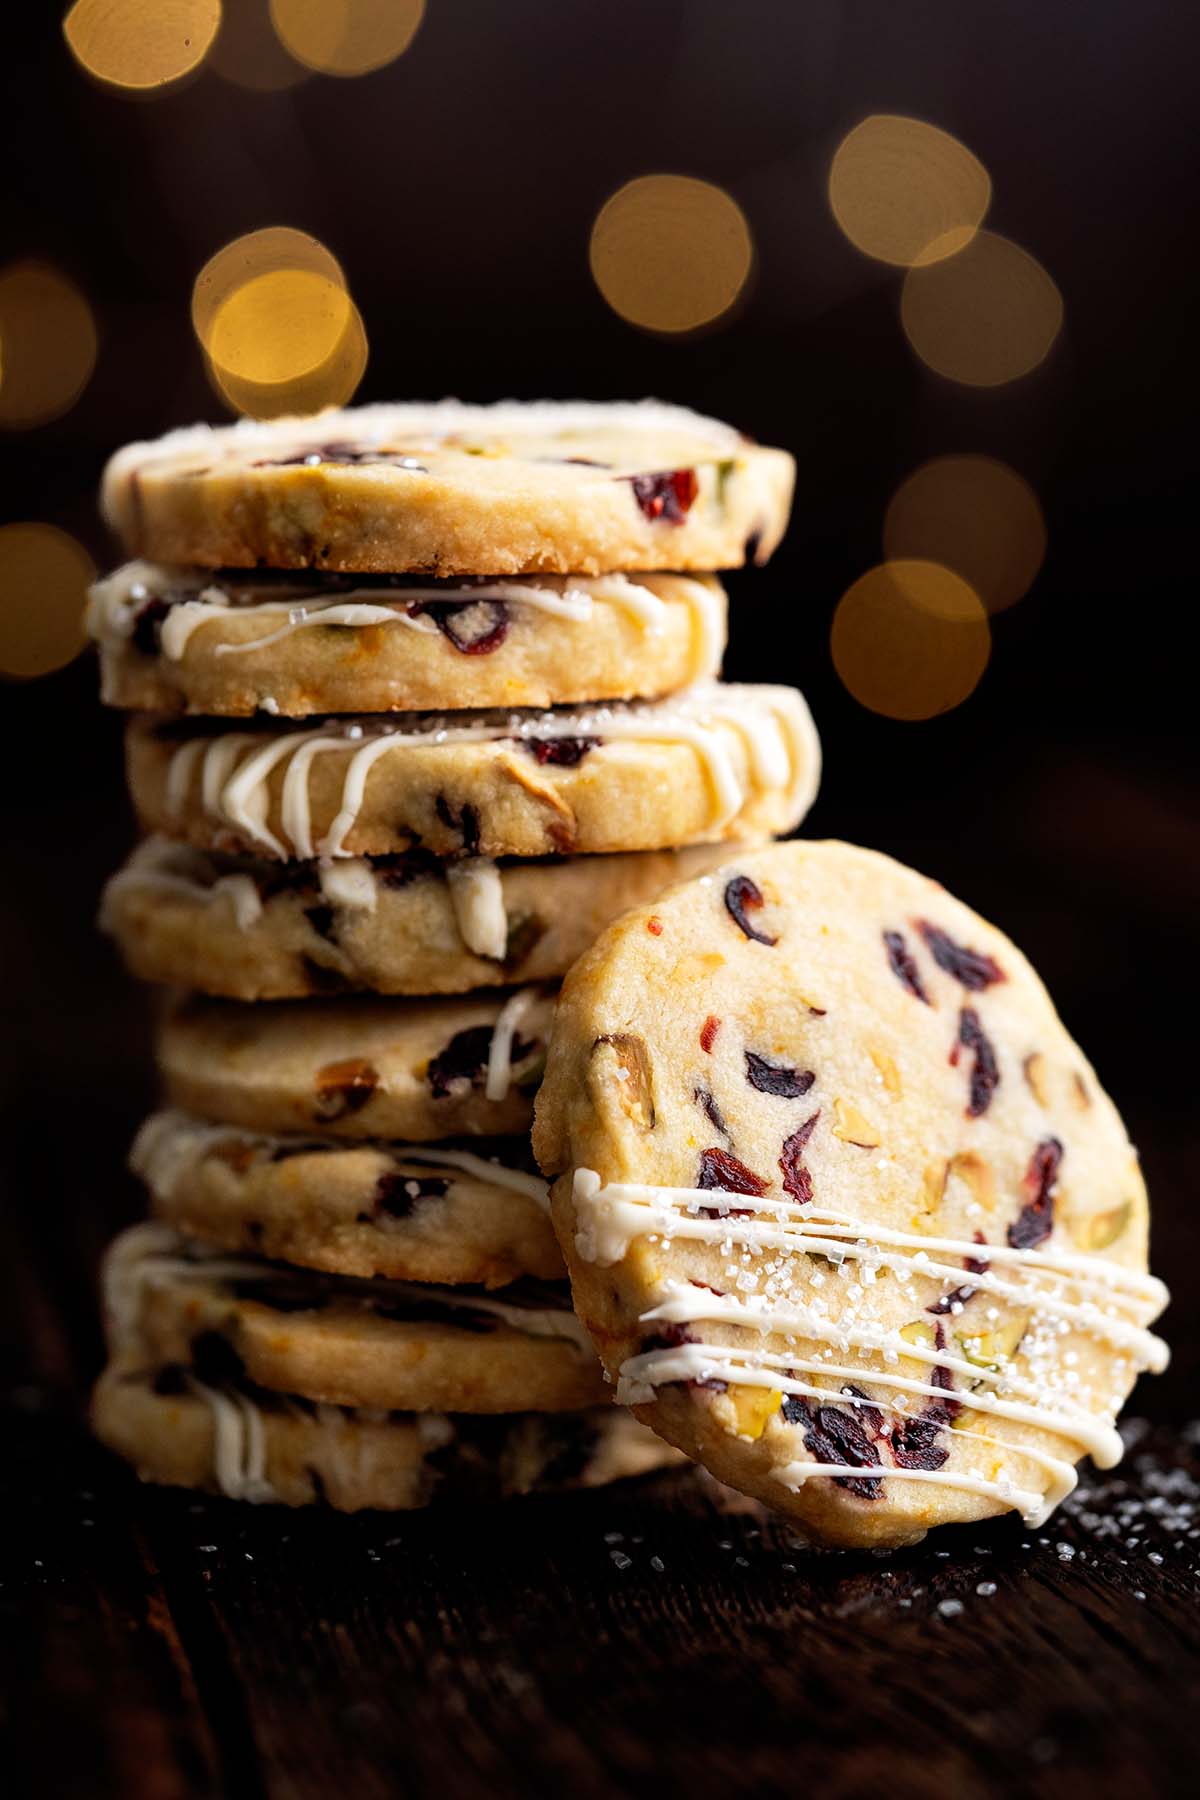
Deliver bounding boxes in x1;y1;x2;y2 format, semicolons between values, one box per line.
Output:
158;989;554;1142
100;400;794;577
103;1225;604;1414
88;563;727;717
534;840;1169;1549
125;683;820;862
133;1111;563;1287
102;837;744;1001
92;1364;680;1510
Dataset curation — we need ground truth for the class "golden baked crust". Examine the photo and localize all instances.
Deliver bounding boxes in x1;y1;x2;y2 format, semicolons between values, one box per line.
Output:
535;840;1168;1548
102;837;745;1000
125;683;821;861
89;565;727;717
101;400;794;576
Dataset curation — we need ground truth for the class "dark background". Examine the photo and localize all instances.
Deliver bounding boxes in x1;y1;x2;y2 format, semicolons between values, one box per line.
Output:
2;5;1198;1795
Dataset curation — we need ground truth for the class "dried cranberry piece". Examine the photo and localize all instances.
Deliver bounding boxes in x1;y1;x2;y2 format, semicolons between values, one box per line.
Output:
779;1112;820;1203
374;1171;451;1218
724;875;777;945
890;1412;949;1471
409;598;509;655
131;596;170;657
426;1025;533;1099
840;1383;886;1437
628;468;698;524
699;1014;721;1053
744;1052;815;1099
525;736;599;767
883;930;931;1004
696;1146;768;1197
693;1087;729;1138
926;1284;977;1316
434;795;481;854
253;442;428;470
304;904;337;943
640;1320;695;1354
780;1396;883;1500
1009;1136;1063;1249
956;1008;1000;1117
964;1231;991;1276
314;1058;378;1120
917;922;1006;991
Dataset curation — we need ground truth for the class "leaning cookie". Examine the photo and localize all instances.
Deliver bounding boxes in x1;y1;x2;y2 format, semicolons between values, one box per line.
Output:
100;399;794;576
103;1225;604;1414
92;1364;680;1510
133;1111;563;1287
89;565;726;717
534;840;1169;1549
126;683;819;862
102;838;745;1000
158;989;553;1142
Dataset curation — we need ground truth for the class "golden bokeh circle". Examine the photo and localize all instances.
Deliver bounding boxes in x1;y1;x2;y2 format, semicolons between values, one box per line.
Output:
589;174;754;335
269;0;425;76
208;269;353;383
0;524;96;680
64;0;222;92
192;226;347;352
209;297;369;417
0;261;98;429
831;560;991;721
828;114;991;268
901;230;1064;386
884;455;1047;614
210;0;308;90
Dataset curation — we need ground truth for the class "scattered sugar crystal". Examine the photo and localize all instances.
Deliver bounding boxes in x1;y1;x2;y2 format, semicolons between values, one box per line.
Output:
937;1599;964;1618
976;1581;998;1596
610;1550;632;1571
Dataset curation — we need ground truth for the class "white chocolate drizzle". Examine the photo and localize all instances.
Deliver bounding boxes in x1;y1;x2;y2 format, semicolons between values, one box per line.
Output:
100;837;264;931
486;987;542;1101
191;1378;279;1503
570;1168;1169;1527
88;562;723;681
446;857;507;960
129;1109;550;1210
158;682;819;860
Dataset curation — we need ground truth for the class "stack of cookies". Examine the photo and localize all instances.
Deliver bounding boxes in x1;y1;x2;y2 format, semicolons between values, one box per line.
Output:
87;400;820;1510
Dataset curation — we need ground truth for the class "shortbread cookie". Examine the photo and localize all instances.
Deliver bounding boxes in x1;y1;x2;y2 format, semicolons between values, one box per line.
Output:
102;837;743;1000
534;840;1169;1549
133;1111;562;1286
89;563;726;716
93;1364;680;1509
126;683;819;862
158;989;553;1142
103;1225;604;1414
101;400;794;576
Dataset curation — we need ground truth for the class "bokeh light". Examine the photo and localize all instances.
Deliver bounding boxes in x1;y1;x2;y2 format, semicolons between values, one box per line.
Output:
0;261;98;429
901;230;1063;386
0;524;96;680
589;174;754;335
884;455;1047;614
269;0;425;76
208;268;352;382
828;114;991;268
831;560;991;721
64;0;222;93
208;296;368;417
210;0;308;90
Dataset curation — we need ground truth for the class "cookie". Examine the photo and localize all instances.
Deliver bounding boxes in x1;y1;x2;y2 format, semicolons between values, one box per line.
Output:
158;989;554;1142
100;400;794;576
102;837;745;1000
103;1224;605;1414
133;1110;563;1287
126;683;820;862
534;840;1169;1549
92;1364;680;1510
89;563;727;717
